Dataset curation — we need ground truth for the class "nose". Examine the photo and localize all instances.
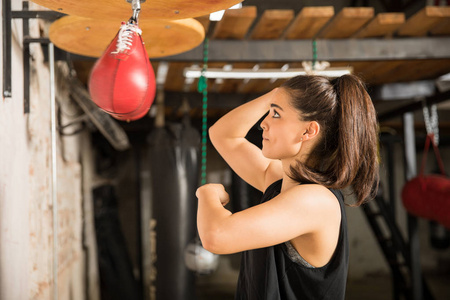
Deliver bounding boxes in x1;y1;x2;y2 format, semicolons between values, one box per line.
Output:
259;114;269;131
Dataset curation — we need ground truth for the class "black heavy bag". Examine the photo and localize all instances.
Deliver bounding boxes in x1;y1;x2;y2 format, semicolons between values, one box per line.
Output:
93;185;141;300
147;116;199;300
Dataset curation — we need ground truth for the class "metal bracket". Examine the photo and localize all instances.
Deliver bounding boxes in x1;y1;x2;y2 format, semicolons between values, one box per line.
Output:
126;0;145;23
2;0;64;113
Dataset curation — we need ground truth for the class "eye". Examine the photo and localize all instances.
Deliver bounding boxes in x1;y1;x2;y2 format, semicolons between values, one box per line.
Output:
273;110;280;118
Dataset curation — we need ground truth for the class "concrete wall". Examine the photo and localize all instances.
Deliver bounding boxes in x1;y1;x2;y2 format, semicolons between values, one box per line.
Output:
0;2;99;299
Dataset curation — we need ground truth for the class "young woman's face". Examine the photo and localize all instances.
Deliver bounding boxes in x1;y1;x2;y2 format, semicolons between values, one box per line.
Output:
260;88;309;161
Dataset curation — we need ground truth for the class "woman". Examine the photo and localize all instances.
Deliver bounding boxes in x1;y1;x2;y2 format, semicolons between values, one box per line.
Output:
196;74;379;299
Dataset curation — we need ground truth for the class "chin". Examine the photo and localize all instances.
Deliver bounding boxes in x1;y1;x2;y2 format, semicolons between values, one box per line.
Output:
262;149;277;160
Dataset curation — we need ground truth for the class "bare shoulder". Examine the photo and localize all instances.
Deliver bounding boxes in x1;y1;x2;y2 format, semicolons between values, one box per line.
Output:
282;184;342;218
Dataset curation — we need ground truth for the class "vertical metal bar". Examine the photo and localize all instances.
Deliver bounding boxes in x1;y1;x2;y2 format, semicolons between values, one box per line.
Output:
403;114;417;180
385;135;402;300
49;43;59;300
386;140;396;219
3;0;12;97
23;1;30;113
402;112;422;300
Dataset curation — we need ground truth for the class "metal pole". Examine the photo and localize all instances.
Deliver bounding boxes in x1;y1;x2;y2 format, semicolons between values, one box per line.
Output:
23;1;30;113
49;43;58;300
3;0;12;97
385;136;397;220
402;112;422;300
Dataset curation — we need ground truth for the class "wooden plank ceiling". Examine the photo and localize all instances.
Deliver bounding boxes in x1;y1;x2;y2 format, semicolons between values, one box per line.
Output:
73;5;450;97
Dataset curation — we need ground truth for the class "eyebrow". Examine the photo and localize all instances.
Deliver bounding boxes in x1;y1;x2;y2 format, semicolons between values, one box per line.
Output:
270;103;284;111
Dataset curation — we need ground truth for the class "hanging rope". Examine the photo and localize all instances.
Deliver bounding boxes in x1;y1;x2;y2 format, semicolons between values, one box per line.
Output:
198;38;209;185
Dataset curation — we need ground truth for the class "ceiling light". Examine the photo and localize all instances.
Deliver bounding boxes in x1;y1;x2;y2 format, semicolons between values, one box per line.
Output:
184;66;352;79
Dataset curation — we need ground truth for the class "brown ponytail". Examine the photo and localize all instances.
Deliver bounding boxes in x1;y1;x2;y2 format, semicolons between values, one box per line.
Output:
281;74;379;206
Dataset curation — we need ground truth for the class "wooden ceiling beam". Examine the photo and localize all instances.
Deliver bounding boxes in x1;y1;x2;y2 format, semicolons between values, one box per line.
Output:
212;6;257;39
316;7;374;39
393;59;450;82
366;61;410;85
249;9;294;40
283;7;334;39
430;18;450;36
353;13;405;38
397;6;450;36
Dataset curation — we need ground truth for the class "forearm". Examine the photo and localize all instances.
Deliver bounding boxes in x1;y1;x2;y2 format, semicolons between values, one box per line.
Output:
197;190;232;253
209;88;277;140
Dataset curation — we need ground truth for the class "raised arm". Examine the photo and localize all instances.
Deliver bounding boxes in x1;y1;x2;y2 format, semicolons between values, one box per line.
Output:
196;183;341;256
209;88;282;192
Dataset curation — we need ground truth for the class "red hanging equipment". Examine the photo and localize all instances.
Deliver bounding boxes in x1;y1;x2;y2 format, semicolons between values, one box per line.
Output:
89;20;156;121
402;133;450;229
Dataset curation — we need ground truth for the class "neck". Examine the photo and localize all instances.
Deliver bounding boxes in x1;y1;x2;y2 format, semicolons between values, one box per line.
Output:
279;140;314;192
280;158;301;193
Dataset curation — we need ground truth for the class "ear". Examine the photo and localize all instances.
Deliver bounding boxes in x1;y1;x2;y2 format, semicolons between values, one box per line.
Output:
302;121;320;141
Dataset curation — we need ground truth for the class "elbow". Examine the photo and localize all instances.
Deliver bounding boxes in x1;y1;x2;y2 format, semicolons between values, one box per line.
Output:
208;124;219;146
200;235;218;254
199;227;227;255
209;123;230;152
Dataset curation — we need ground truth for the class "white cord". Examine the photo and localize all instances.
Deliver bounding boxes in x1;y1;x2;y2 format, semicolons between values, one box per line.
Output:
111;22;142;54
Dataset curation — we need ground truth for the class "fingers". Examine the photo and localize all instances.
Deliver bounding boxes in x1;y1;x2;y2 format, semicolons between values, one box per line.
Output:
196;184;230;206
196;183;220;198
220;198;230;206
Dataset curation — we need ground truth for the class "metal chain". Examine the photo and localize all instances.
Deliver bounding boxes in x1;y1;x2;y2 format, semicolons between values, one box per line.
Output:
422;102;439;145
198;38;209;185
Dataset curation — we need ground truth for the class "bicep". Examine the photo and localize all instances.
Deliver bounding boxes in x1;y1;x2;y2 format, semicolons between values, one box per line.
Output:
209;187;340;254
211;136;282;192
211;186;337;254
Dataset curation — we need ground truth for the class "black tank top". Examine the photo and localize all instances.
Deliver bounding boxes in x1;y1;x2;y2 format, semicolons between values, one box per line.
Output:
235;180;349;300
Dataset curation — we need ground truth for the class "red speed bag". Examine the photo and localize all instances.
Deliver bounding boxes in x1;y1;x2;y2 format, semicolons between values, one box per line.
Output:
89;22;156;121
401;175;450;225
401;134;450;229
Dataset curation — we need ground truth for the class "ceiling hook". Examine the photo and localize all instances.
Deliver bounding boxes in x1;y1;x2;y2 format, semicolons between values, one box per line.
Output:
127;0;145;23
